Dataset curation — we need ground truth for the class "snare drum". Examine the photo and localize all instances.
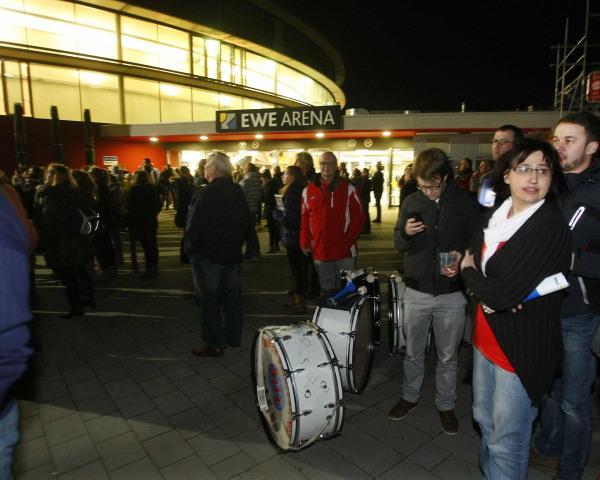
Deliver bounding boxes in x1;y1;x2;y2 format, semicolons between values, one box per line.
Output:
388;272;433;356
312;295;375;393
254;322;344;451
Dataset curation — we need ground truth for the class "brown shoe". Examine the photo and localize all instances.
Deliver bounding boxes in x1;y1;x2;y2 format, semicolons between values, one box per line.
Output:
191;346;224;358
388;399;417;420
439;409;458;435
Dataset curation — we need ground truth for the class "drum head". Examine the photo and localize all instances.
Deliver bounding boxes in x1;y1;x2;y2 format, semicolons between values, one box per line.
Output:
350;297;374;393
254;330;294;450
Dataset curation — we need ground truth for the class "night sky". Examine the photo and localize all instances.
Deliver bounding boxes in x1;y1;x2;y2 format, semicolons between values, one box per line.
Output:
277;0;591;112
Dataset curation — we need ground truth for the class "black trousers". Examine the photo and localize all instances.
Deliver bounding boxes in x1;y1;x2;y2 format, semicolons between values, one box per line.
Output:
55;264;93;312
131;225;159;267
374;193;382;222
286;244;309;295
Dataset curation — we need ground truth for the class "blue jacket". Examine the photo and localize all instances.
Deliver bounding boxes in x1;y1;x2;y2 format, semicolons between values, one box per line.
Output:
0;190;33;417
273;180;304;247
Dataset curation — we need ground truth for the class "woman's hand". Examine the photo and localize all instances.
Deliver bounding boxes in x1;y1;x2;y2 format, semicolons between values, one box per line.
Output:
441;250;463;278
461;249;476;271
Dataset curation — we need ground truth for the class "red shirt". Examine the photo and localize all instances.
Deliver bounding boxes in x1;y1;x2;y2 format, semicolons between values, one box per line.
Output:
472;242;515;372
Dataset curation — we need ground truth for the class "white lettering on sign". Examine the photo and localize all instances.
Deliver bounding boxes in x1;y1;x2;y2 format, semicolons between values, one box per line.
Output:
241;114;250;128
292;111;301;125
281;112;291;127
269;111;277;126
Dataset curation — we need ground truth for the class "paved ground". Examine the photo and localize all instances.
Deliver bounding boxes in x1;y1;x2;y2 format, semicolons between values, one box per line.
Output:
14;207;600;479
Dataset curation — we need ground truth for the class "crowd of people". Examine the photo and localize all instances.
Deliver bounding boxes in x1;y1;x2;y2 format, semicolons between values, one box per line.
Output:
0;112;599;478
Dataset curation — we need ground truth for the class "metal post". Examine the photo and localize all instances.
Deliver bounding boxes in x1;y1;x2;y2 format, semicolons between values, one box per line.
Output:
50;106;65;164
13;103;27;168
580;0;590;111
83;109;95;165
560;18;569;116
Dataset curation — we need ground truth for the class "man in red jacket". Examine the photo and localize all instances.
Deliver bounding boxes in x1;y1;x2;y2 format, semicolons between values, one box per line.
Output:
300;151;365;293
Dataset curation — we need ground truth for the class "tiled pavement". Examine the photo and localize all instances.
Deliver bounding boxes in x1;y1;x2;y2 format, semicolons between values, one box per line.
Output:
15;207;600;479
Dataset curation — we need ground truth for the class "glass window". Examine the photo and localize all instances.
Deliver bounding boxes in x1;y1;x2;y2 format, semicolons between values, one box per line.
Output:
220;44;231;82
124;77;159;123
0;0;27;45
245;52;275;93
121;18;189;73
219;94;242;111
4;61;22;115
233;47;242;85
192;36;206;77
80;70;120;123
30;64;81;120
160;83;192;122
74;5;117;59
205;39;219;79
192;88;218;121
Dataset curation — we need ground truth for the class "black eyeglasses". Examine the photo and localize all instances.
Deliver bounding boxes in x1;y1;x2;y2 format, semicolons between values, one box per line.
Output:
416;180;443;192
492;139;514;146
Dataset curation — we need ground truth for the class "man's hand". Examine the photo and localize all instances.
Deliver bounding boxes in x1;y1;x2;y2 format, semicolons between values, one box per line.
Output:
404;218;427;236
441;250;463;278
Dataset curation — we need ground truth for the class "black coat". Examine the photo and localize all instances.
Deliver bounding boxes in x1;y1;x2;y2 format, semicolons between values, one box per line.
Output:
126;184;161;231
394;182;481;295
184;176;250;265
38;184;92;268
461;200;571;405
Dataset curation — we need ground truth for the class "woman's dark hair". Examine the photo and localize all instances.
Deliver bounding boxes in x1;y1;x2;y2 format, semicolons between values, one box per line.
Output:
487;138;566;202
280;165;304;196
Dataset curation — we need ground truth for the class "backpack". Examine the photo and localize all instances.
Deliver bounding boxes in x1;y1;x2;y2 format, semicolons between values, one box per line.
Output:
68;205;100;236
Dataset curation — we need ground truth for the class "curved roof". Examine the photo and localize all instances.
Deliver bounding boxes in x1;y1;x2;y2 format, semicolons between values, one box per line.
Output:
85;0;346;106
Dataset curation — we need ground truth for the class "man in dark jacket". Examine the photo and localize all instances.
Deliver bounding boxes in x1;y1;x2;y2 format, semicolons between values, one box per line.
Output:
532;112;600;479
372;162;384;223
185;152;251;357
389;148;481;434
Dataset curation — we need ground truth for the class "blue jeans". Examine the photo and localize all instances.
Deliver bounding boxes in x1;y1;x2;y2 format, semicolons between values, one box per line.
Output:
534;313;600;480
0;402;19;480
473;348;538;480
190;256;243;348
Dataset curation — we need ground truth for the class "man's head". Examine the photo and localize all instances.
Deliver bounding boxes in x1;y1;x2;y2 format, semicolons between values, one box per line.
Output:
376;161;384;171
295;151;314;176
457;157;473;173
319;151;338;182
492;125;524;161
205;151;232;182
553;112;600;173
413;148;451;201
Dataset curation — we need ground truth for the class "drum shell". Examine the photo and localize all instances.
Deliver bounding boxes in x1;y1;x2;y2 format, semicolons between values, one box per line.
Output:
254;322;344;451
312;296;375;393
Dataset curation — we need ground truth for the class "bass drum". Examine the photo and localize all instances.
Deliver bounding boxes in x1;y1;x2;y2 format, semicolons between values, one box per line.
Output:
387;272;433;356
253;322;344;451
312;295;375;393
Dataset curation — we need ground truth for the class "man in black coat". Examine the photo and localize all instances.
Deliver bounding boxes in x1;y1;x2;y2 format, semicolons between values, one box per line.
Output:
390;148;481;434
185;152;251;357
532;112;600;479
371;162;384;223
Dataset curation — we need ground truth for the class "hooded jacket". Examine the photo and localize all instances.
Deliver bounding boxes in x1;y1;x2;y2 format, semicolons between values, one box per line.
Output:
300;173;364;261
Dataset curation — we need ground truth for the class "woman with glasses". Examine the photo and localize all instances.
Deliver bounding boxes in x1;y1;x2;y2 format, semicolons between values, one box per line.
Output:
460;138;571;479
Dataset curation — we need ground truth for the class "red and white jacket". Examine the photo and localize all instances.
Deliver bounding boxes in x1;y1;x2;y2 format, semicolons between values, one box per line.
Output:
300;175;365;261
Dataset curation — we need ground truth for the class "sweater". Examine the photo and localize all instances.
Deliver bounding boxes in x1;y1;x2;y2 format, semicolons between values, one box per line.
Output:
461;200;572;405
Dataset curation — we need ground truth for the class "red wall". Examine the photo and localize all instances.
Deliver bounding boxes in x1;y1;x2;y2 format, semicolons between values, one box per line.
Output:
0;116;166;174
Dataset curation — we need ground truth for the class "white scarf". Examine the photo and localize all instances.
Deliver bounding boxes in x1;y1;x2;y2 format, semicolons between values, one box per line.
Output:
481;197;545;275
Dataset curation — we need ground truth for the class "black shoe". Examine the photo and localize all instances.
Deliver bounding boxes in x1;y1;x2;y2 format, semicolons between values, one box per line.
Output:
388;399;417;420
439;410;458;435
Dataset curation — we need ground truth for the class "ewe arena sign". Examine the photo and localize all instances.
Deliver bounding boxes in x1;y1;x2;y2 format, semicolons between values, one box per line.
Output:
216;106;342;133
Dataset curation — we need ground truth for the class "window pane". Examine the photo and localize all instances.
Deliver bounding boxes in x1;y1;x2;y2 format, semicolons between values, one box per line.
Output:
245;52;275;92
220;44;231;82
121;17;189;73
124;77;159;123
0;1;27;44
30;64;81;120
80;70;120;123
4;61;22;114
160;83;191;122
219;94;242;111
75;5;117;59
205;39;219;79
192;88;218;121
192;36;205;77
